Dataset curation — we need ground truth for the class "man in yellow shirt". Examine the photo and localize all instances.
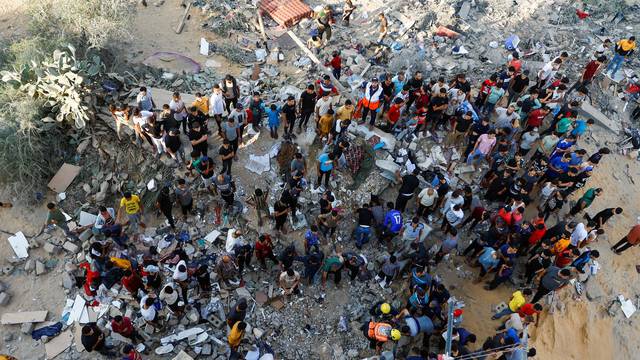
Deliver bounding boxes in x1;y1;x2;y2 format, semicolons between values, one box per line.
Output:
192;92;209;115
117;191;145;233
606;36;636;78
491;288;532;319
318;109;335;139
228;321;246;351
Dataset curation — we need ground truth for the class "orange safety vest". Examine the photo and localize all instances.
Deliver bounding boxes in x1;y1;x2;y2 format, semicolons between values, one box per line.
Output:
362;83;383;110
367;322;391;342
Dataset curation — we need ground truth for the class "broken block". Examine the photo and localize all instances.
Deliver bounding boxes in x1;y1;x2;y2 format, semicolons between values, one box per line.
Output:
43;242;61;255
235;287;251;299
62;241;80;254
21;322;34;334
0;292;11;306
35;261;46;276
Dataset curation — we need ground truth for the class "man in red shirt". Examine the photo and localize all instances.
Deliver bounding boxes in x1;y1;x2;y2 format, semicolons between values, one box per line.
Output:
517;302;543;325
329;51;342;80
121;270;143;297
568;55;606;94
475;74;497;108
525;106;550;132
386;98;403;129
111;315;145;343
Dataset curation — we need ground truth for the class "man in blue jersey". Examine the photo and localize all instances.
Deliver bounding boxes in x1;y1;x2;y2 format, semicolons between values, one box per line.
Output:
382;202;403;251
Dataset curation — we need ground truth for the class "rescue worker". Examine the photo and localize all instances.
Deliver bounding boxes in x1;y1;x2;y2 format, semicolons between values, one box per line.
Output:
369;301;399;322
360;78;384;127
362;321;401;354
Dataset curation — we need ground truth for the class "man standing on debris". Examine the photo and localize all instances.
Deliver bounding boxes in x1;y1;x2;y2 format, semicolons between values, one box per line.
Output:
606;36;636;79
377;13;388;43
209;84;225;136
189;121;208;157
117;191;145;237
227;298;248;327
228;321;247;352
279;268;301;296
136;86;155;112
111;315;145;344
342;0;356;25
315;5;333;44
363;320;402;354
361;78;384;127
44;202;77;240
569;55;606;94
164;128;184;166
170;92;188;133
155;186;176;230
219;139;235;176
282;95;298;136
221;74;240;113
394;168;421;213
299;85;317;132
222;116;241;155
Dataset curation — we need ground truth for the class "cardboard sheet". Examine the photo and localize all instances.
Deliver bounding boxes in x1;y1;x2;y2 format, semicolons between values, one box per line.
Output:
8;231;29;258
0;310;48;324
45;329;74;359
47;163;81;193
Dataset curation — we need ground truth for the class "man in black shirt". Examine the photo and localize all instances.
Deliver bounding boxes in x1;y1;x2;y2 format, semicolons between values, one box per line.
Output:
159;103;178;131
282;95;297;136
331;140;350;169
81;323;114;355
394;168;420;212
508;69;530;104
450;73;472;98
429;87;449;131
585;207;623;229
219;139;235;175
381;74;396;114
164;128;183;166
405;71;424;111
447;111;473;149
187;106;208;132
299;85;317;131
142;115;165;157
354;203;373;248
189;122;208;157
463;118;490;157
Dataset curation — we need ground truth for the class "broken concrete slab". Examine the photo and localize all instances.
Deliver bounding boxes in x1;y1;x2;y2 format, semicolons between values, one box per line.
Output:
375;160;401;174
172;350;195;360
35;260;46;276
45;329;74;359
78;211;98;227
8;231;30;259
160;327;205;345
235;286;252;299
580;101;621;133
458;1;471;20
62;241;80;254
67;294;86;325
47;163;81;193
0;310;49;325
0;292;12;307
43;242;61;255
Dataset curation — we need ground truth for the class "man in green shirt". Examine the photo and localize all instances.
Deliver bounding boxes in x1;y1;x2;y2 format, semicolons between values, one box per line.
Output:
45;202;78;239
569;188;602;216
555;114;576;135
321;253;344;289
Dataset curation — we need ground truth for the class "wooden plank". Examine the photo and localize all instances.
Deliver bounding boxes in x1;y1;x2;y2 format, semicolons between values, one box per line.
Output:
256;10;268;43
45;329;74;359
0;310;48;324
285;30;351;99
175;2;192;34
47;163;81;193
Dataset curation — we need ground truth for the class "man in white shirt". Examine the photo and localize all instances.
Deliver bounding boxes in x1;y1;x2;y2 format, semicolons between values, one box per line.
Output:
416;187;438;219
495;105;520;129
570;222;589;247
315;93;332;122
169;92;188;133
209;84;225;135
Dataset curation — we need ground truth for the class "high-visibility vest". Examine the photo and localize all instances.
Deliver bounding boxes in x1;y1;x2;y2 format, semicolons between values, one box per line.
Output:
362;83;383;110
367;322;391;342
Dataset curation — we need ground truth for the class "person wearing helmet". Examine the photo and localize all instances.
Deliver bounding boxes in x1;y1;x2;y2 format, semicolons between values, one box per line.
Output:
362;320;401;354
369;300;399;321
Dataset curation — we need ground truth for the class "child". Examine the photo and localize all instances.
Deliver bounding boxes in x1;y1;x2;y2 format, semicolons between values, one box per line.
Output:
266;104;281;139
330;51;342;80
307;35;323;54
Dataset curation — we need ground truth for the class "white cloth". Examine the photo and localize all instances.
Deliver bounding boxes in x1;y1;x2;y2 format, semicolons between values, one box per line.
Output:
225;229;246;252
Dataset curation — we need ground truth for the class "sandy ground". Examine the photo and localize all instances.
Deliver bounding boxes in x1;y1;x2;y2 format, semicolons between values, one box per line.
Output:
3;1;640;360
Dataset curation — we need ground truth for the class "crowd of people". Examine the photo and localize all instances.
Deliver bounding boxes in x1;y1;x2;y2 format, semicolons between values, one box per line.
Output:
37;6;640;359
